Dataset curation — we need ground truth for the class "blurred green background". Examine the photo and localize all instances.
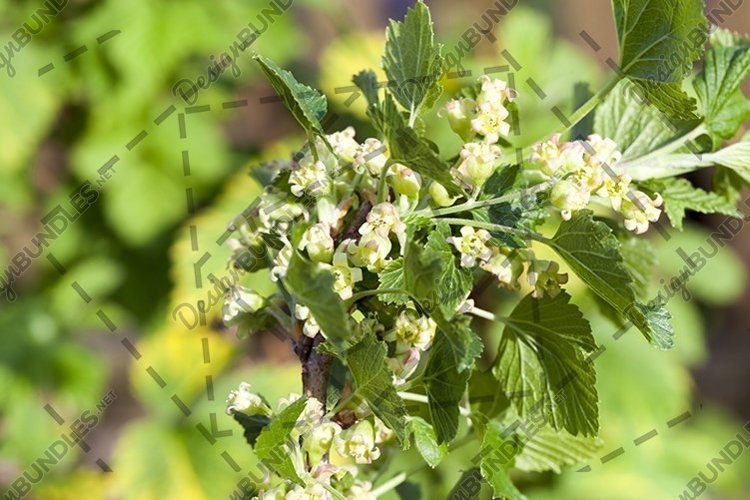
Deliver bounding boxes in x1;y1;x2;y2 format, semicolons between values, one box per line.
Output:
1;0;749;498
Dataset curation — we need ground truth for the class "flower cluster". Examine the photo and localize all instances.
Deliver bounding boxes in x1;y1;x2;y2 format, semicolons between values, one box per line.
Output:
444;76;516;189
226;383;387;499
221;70;668;498
530;133;663;233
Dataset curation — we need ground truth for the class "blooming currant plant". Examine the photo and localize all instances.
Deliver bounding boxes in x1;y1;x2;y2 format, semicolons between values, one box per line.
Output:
222;1;750;498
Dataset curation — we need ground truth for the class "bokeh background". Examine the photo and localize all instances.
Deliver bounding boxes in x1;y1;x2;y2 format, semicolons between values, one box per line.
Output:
1;0;749;498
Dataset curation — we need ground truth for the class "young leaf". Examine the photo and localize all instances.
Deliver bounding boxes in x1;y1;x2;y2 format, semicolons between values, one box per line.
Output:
694;29;750;147
594;80;697;161
492;292;599;436
422;222;474;317
378;257;408;305
644;177;739;230
253;54;328;135
254;397;307;483
513;425;602;474
385;100;463;196
422;332;470;444
405;228;482;370
284;249;351;351
544;211;674;349
612;0;706;119
407;416;448;468
432;311;483;373
346;334;408;442
383;0;443;120
479;421;524;500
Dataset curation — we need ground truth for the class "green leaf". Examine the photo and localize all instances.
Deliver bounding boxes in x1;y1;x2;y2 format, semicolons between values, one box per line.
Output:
436;314;484;373
447;468;483;500
492;292;599;436
255;397;307;483
383;0;443;119
694;29;750;147
407;416;447;468
620;236;656;300
513;425;602;474
544;211;674;349
378;257;408;305
284;250;351;351
403;238;443;306
352;69;381;108
422;332;470;443
346;334;408;442
385;100;463;196
253;54;327;135
404;227;482;371
468;369;511;434
232;412;272;447
479;421;525;500
594;81;696;161
484;164;522;196
645;177;739;230
612;0;706;119
631;80;698;120
713;166;745;205
422;222;474;317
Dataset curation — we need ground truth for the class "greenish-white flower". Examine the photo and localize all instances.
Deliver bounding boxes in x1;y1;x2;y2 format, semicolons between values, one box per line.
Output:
285;482;331;500
303;420;342;464
358;202;406;250
299;223;334;263
222;287;266;325
529;134;586;178
353;138;388;176
447;226;493;268
348;481;376;500
290;158;331;197
271;243;292;282
445;97;476;141
528;260;568;298
620;190;663;234
334;420;381;464
327;126;359;163
225;382;271;416
295;305;321;338
387;309;437;352
347;233;392;272
549;179;591;221
458;141;502;187
480;251;517;286
386;347;421;385
326;251;363;300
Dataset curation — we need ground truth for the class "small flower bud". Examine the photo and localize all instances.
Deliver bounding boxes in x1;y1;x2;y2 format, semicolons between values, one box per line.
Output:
387;163;421;198
445;98;476;141
428;181;458;207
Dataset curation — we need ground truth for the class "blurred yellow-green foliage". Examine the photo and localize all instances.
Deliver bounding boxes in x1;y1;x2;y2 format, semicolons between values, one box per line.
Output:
1;1;749;499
